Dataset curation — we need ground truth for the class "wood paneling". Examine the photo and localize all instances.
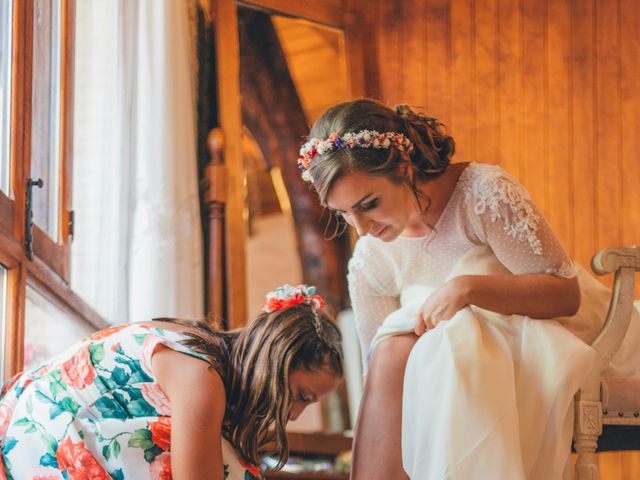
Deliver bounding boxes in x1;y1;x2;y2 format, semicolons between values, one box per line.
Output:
349;0;640;296
236;0;344;28
213;0;247;327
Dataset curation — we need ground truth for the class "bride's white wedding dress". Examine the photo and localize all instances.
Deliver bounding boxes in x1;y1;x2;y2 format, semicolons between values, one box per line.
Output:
348;163;640;479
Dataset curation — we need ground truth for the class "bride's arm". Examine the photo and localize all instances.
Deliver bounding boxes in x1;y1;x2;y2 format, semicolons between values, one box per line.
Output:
416;168;580;334
414;273;580;334
455;272;579;318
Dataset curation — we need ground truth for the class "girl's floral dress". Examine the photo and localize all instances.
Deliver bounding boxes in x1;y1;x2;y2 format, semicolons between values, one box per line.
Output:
0;323;263;480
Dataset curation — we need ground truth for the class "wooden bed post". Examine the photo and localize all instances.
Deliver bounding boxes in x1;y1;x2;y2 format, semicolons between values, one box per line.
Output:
204;128;227;328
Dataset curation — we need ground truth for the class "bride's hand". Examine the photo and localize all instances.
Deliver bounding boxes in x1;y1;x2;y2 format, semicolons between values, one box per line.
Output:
414;276;470;335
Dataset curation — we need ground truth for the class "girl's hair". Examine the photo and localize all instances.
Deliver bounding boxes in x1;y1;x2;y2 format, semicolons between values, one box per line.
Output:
306;98;455;211
155;304;343;468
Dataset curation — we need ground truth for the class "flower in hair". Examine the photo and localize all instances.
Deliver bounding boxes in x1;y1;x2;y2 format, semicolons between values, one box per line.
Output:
298;130;414;183
262;284;325;313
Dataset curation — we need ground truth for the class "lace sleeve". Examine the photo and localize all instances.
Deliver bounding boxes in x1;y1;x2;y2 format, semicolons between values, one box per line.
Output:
347;240;401;368
462;165;575;277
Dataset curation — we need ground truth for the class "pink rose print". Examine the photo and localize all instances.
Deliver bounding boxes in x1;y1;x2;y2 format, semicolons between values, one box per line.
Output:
141;383;172;416
0;453;6;480
150;416;171;451
0;373;20;396
0;398;15;438
141;336;161;376
55;437;109;480
60;347;96;390
149;451;172;479
85;324;128;342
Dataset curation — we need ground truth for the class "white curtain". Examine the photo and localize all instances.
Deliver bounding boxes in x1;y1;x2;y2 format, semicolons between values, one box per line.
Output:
71;0;204;324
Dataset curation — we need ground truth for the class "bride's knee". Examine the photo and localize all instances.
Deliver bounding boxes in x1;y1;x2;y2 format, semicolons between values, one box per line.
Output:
368;334;417;379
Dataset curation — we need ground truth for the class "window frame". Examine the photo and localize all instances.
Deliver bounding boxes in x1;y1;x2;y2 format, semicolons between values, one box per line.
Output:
1;0;107;380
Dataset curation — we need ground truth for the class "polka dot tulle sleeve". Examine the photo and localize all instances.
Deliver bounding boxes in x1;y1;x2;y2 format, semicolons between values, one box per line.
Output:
461;164;575;277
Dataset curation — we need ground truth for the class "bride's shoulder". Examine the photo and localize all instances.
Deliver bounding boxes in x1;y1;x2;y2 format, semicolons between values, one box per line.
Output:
459;162;532;204
349;236;402;272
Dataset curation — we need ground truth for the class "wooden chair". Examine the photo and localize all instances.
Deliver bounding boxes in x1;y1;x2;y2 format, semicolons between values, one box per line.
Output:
574;246;640;479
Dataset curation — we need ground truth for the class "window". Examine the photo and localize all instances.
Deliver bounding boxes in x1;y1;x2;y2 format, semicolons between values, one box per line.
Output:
0;0;104;381
24;285;94;370
0;265;7;376
30;0;63;240
0;1;13;194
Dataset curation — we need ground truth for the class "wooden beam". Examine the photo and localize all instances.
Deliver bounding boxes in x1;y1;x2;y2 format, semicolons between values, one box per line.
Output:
236;0;344;29
212;0;248;328
237;10;350;311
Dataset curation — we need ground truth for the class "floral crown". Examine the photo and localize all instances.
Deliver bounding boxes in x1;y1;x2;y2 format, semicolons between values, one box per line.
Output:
297;130;414;183
262;284;325;313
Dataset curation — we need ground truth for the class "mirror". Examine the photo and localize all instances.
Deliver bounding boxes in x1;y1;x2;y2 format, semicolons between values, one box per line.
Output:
237;6;353;433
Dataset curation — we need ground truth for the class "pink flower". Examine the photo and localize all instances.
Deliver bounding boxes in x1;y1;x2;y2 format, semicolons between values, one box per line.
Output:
149;417;171;451
0;398;15;438
149;451;171;479
0;452;6;480
60;347;96;390
55;437;109;480
1;373;21;396
141;383;171;416
85;325;128;342
141;336;161;376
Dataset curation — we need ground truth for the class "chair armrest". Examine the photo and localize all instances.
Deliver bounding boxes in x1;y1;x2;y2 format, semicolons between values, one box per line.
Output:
592;246;640;275
589;246;639;373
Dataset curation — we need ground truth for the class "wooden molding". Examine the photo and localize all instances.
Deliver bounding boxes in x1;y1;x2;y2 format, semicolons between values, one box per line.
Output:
212;0;248;328
236;0;344;28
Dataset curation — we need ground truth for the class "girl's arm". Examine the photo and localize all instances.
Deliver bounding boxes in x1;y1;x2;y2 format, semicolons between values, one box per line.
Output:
152;346;226;480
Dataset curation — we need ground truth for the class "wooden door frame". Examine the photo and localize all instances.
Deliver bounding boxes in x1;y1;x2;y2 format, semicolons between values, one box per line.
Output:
210;0;365;329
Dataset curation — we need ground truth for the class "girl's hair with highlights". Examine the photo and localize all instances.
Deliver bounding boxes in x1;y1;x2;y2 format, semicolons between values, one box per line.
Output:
155;303;343;468
305;98;455;214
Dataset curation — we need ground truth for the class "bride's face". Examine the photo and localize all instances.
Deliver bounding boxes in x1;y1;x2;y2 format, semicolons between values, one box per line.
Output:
326;170;421;241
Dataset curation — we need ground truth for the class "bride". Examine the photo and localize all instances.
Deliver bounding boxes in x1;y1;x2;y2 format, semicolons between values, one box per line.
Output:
296;98;640;479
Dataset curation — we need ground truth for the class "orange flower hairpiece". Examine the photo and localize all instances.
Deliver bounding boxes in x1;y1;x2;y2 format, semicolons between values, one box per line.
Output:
262;284;325;313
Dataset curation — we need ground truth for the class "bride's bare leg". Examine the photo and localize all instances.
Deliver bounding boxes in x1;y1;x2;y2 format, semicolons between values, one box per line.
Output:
351;334;417;480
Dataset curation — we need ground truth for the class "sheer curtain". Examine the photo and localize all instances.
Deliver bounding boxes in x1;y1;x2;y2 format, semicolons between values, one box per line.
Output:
71;0;204;325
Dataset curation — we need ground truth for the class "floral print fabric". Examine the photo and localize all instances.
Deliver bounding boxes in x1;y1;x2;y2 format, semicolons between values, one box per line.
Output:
0;324;262;480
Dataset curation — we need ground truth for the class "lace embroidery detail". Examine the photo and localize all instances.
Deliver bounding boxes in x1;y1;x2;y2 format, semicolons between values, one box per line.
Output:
546;262;575;278
463;169;544;255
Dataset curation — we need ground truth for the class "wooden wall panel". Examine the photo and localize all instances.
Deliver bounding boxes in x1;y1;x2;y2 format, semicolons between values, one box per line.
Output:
497;0;523;180
521;0;547;209
594;0;622;257
621;0;640;251
547;0;573;247
449;0;474;162
570;0;598;274
474;0;498;165
348;0;640;296
424;0;450;121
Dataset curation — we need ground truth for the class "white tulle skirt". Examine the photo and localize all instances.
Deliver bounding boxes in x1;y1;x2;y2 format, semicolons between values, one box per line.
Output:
369;247;640;480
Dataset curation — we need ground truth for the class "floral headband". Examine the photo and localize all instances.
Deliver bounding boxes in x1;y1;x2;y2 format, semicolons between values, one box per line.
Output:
262;284;325;313
297;130;415;183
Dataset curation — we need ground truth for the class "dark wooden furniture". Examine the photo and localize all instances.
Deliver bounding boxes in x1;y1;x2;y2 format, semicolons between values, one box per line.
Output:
265;432;352;480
